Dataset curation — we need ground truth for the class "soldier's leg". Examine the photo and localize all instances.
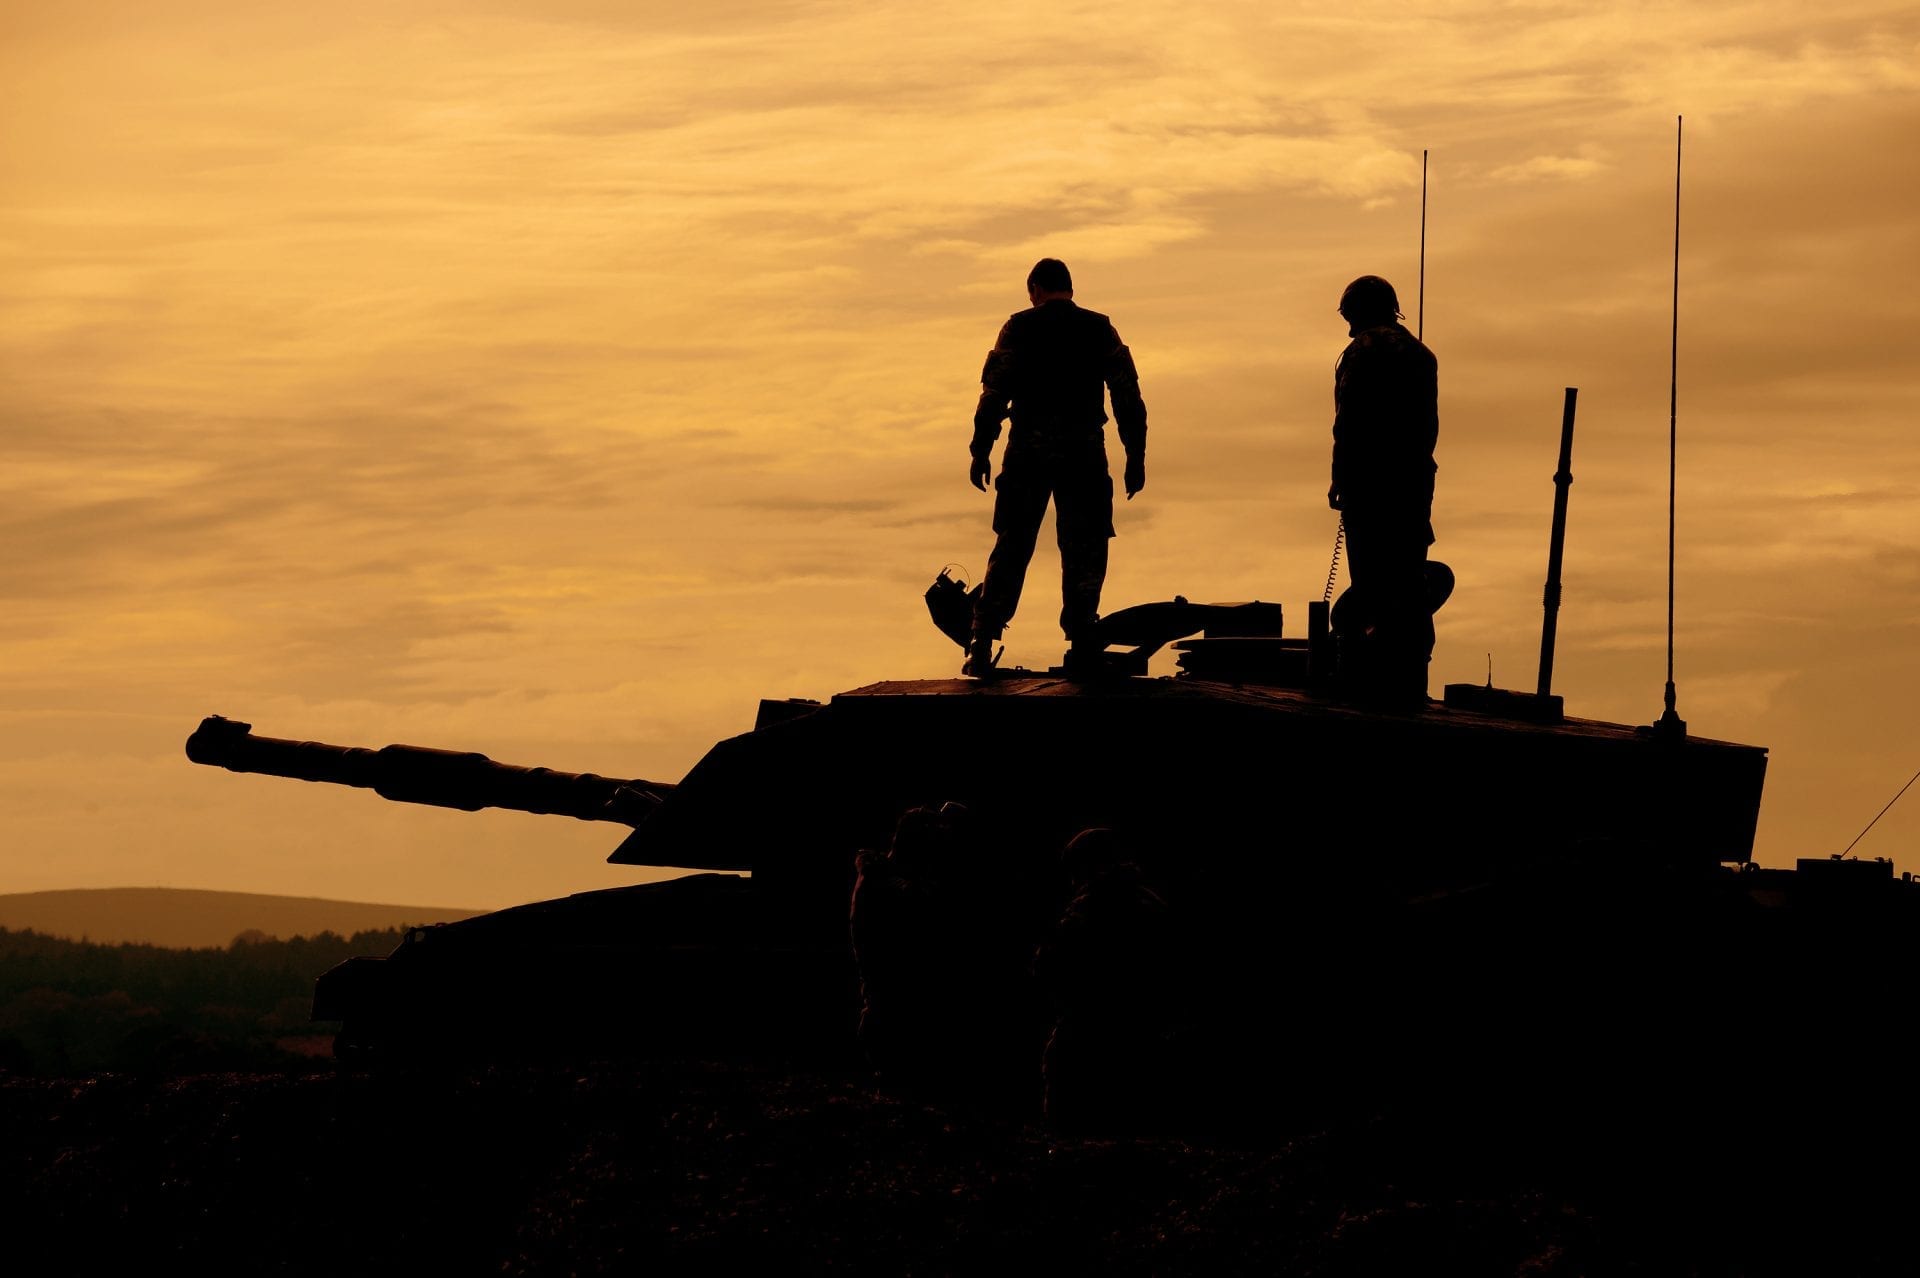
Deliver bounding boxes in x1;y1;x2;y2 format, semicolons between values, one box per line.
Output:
973;460;1052;641
1337;516;1383;686
1052;456;1115;643
1348;515;1429;700
1384;538;1432;699
1058;535;1110;644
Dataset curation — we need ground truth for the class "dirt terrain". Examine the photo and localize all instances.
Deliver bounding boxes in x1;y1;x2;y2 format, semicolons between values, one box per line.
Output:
8;1058;1913;1276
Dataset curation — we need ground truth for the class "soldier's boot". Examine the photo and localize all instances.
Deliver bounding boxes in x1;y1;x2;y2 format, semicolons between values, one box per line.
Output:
1061;637;1108;680
963;634;1001;679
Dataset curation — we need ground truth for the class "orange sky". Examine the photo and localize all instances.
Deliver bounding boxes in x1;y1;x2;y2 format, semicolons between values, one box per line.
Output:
3;2;1918;908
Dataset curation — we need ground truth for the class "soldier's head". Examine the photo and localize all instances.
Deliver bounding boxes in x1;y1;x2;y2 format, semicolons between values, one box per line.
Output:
1027;258;1074;304
1338;275;1402;333
1060;826;1123;888
886;804;944;872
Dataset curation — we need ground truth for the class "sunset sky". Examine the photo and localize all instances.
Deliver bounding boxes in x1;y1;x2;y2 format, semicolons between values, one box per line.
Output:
4;1;1917;908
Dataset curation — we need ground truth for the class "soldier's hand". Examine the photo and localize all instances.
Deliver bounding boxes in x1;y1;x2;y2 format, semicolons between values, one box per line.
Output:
1124;454;1145;500
1327;483;1342;511
969;455;992;491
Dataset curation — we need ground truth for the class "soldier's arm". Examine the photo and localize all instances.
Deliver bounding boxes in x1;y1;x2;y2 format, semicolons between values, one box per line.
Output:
1103;328;1147;458
1104;327;1147;497
1329;339;1378;505
969;326;1015;489
1329;357;1345;508
971;324;1015;455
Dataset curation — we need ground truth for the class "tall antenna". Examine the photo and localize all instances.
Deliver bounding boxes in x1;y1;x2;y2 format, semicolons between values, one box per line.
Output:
1417;149;1428;340
1653;115;1687;739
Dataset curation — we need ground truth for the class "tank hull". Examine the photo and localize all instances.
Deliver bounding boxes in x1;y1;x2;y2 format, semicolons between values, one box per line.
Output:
316;676;1795;1079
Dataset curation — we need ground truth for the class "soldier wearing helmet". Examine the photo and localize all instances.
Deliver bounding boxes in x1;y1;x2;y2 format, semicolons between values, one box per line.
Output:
964;259;1149;677
1329;274;1439;704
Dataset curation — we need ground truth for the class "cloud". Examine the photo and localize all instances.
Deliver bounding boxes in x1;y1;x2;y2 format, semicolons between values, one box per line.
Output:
1489;154;1609;184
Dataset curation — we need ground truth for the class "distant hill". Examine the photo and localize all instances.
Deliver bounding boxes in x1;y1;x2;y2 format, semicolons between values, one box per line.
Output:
0;888;483;949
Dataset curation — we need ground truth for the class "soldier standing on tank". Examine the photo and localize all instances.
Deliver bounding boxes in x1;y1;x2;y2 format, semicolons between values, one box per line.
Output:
1328;275;1439;705
964;259;1149;677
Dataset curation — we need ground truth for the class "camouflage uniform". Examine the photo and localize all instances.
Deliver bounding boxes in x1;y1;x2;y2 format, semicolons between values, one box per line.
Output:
1332;320;1438;697
971;300;1148;644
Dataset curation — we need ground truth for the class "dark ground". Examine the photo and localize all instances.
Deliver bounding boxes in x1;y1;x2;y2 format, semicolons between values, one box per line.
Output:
7;1057;1914;1277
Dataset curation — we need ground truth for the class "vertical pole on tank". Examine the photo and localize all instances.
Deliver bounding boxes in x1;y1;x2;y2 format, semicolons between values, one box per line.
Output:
1537;388;1578;699
1653;114;1688;739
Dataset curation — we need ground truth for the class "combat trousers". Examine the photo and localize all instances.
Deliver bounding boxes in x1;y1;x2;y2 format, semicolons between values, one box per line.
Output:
974;437;1115;644
1341;508;1435;700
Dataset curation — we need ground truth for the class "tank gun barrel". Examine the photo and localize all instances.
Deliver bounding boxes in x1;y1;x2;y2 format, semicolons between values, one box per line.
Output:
185;715;673;826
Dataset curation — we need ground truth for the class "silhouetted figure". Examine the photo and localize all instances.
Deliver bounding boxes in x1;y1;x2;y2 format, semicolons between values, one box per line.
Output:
965;259;1149;677
1033;828;1181;1136
849;803;1034;1103
1328;275;1438;705
850;806;950;1086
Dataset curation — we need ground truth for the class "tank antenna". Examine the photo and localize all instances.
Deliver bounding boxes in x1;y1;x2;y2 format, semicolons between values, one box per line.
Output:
1417;149;1428;340
1839;761;1920;859
1652;116;1687;740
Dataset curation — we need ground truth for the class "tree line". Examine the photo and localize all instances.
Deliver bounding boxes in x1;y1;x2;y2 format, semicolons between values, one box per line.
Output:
0;926;405;1074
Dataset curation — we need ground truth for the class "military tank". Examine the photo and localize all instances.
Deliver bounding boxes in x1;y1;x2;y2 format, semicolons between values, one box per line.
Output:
182;573;1913;1098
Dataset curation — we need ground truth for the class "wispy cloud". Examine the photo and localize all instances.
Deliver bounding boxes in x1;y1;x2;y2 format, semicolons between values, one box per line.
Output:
1489;154;1609;184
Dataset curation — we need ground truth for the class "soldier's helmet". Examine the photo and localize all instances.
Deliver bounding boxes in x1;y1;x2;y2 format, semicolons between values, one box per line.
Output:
1338;275;1402;324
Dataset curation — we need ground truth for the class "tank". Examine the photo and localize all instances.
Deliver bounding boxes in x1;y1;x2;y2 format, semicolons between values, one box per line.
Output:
181;578;1915;1113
